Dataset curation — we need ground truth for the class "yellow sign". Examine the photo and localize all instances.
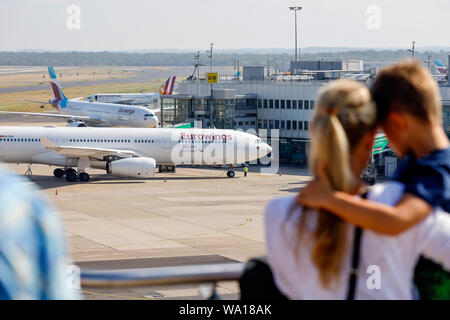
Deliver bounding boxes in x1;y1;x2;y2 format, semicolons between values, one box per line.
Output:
207;72;218;83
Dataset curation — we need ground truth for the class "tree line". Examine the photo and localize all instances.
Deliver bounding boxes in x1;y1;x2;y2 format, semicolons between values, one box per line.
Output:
0;51;448;69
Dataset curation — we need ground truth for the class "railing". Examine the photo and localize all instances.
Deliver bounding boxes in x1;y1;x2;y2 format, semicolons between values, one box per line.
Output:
81;262;245;299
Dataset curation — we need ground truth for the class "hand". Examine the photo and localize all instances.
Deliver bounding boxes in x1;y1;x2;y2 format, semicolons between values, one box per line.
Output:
296;163;333;209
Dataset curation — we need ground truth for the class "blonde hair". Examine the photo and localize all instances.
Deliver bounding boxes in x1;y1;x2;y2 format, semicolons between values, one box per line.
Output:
293;79;377;288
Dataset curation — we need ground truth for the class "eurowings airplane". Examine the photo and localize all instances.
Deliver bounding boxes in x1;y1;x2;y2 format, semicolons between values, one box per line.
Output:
435;60;448;75
86;76;176;106
0;126;272;182
0;67;158;128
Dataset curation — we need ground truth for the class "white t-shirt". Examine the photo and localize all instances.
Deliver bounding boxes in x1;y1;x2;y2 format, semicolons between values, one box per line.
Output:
265;181;450;300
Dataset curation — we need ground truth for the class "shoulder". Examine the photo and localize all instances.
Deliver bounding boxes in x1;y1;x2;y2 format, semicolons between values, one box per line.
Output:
367;181;405;206
265;196;297;222
264;196;300;233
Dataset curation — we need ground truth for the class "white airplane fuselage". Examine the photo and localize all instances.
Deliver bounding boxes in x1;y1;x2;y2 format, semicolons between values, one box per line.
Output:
0;126;271;168
59;100;158;128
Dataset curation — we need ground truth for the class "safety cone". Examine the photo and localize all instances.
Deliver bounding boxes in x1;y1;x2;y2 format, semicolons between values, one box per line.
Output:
279;170;282;176
164;177;167;183
55;189;58;196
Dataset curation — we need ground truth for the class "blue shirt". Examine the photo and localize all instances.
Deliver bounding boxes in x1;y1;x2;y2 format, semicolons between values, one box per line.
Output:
393;147;450;212
0;165;80;299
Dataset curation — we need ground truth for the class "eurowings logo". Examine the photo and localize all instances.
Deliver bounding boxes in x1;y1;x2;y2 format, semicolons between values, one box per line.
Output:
435;60;448;75
48;66;68;111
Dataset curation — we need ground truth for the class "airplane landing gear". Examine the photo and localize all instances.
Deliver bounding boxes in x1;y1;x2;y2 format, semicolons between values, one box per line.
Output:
66;169;77;182
79;172;90;182
227;170;235;178
24;164;33;176
53;168;65;178
159;165;176;173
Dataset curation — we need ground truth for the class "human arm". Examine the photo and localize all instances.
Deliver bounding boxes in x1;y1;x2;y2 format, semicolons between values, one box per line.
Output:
296;179;432;235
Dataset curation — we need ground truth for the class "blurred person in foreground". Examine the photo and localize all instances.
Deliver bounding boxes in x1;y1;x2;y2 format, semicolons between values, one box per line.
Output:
0;164;80;299
264;79;450;299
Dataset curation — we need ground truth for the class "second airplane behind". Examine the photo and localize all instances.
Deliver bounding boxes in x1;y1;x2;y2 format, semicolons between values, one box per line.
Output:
0;67;162;128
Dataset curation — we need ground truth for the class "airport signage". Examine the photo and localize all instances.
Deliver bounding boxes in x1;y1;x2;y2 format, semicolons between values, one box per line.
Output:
207;73;218;83
373;134;389;155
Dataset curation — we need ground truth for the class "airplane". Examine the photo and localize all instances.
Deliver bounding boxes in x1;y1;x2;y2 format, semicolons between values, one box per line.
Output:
0;67;159;128
0;126;272;182
435;60;448;75
86;76;176;106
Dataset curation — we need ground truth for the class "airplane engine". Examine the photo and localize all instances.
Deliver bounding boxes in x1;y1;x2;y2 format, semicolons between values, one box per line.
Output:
67;121;87;127
106;157;156;178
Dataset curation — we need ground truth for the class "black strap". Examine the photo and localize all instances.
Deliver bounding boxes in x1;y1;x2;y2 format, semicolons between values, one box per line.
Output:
346;191;367;300
347;226;363;300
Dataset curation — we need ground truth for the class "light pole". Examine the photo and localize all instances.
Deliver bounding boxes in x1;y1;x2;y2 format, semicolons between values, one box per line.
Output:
406;41;416;59
289;6;302;61
206;43;214;127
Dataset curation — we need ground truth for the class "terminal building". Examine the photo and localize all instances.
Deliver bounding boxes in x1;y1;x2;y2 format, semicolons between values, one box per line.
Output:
160;57;450;171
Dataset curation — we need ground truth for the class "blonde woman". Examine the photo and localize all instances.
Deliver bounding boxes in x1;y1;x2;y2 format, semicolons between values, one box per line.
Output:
264;80;450;299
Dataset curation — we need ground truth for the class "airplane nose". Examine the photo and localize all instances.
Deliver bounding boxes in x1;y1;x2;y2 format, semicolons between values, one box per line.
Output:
266;144;272;154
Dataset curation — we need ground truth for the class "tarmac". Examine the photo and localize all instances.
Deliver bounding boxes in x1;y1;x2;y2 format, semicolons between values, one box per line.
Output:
0;117;312;300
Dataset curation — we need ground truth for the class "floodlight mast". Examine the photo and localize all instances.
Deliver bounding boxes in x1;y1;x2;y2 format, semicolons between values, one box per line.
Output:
289;6;302;61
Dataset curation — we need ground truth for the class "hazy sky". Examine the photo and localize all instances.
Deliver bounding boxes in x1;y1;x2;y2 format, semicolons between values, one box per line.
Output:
1;0;449;51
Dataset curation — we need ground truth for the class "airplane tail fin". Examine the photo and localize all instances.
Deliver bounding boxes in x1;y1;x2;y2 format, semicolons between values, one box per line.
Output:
48;66;68;110
158;76;176;95
434;60;448;75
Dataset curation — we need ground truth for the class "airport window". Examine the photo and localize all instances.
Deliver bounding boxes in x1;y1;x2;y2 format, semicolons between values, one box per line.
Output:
299;121;303;130
258;99;262;109
263;99;268;109
245;121;249;125
275;120;279;129
281;100;285;109
298;100;303;109
269;100;274;109
293;120;297;130
281;120;285;129
287;120;291;130
293;100;297;109
251;121;256;126
310;101;315;109
304;121;309;131
269;120;274;129
305;100;310;110
263;120;268;129
275;100;279;109
287;100;291;109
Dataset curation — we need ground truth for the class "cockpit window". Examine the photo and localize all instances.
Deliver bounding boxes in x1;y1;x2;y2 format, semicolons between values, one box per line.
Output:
255;139;262;144
144;113;154;117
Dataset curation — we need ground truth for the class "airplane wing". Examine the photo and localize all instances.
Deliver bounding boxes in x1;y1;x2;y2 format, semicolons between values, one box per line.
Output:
0;111;105;125
40;137;142;160
24;99;52;104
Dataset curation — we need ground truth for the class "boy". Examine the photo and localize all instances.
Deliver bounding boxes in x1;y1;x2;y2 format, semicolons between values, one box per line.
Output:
297;61;449;299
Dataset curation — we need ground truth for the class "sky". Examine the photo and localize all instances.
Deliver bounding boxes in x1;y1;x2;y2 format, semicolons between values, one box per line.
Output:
0;0;449;52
